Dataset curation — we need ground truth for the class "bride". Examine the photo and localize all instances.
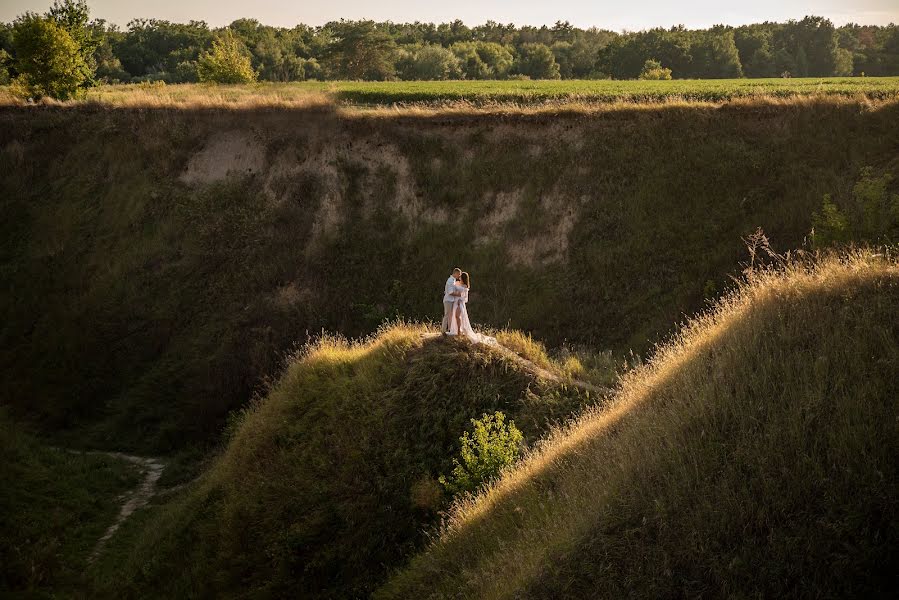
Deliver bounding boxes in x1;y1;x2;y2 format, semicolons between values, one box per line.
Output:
447;272;496;345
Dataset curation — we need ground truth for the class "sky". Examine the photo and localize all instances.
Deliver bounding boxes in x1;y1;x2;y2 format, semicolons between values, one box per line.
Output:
1;0;897;30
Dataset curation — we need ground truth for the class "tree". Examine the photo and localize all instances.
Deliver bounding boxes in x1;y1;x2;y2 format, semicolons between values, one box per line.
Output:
639;58;672;79
197;30;256;83
0;49;11;84
773;47;797;77
450;41;489;79
89;19;128;82
451;40;513;79
600;28;691;79
691;27;743;78
774;17;839;76
735;27;778;78
409;44;461;80
515;42;560;79
48;0;96;79
476;41;514;78
117;19;212;81
323;20;397;80
11;13;91;99
834;47;853;75
253;29;306;81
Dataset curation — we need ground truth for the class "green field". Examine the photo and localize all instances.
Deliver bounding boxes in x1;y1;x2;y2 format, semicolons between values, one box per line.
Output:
3;77;899;108
323;77;899;105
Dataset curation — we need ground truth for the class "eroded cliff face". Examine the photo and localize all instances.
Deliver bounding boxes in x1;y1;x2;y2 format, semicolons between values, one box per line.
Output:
2;100;897;450
174;118;584;265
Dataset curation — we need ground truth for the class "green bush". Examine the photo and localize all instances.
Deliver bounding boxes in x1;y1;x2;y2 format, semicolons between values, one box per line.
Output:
515;43;561;80
0;49;11;85
410;44;462;80
197;30;256;84
855;167;899;242
10;14;91;99
811;194;851;248
640;58;673;80
440;411;523;495
811;167;899;248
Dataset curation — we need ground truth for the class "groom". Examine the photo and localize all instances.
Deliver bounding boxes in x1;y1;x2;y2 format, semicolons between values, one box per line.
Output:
441;267;462;333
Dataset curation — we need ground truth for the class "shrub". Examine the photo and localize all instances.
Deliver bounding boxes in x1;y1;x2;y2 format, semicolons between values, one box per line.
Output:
440;411;523;495
515;43;561;80
197;30;256;84
810;195;851;248
174;60;199;83
811;168;899;248
10;14;91;99
0;50;10;85
854;167;899;242
409;44;462;80
639;58;672;80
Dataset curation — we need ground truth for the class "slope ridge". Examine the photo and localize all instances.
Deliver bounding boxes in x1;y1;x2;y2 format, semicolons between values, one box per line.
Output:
378;252;899;599
88;324;603;598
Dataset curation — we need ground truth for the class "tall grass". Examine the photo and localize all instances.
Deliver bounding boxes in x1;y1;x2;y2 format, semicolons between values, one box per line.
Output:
2;78;898;109
377;251;899;598
87;323;595;598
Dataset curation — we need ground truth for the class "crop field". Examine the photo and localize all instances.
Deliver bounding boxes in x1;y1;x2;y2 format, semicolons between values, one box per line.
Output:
2;76;899;108
322;76;899;105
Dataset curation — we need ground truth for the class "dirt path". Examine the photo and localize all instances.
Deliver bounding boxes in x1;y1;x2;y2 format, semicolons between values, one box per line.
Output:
422;332;610;395
56;449;166;562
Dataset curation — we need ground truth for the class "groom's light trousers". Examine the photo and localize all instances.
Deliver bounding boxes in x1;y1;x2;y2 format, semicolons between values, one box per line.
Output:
441;301;454;332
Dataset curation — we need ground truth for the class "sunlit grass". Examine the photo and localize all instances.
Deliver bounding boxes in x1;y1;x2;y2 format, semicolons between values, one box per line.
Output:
87;321;597;597
379;250;899;598
2;76;898;110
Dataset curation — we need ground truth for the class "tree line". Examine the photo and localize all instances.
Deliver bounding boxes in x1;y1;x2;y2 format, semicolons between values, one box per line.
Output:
2;1;898;98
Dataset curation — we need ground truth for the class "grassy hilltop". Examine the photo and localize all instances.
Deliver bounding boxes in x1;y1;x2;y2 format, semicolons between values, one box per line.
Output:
87;324;601;598
379;252;899;599
1;94;898;455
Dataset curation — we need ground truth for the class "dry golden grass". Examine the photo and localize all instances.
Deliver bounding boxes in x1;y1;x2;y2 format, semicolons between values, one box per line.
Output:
1;82;896;118
0;82;335;110
378;250;899;598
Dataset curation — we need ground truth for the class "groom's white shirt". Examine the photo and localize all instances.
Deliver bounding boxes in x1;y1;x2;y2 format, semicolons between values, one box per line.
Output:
443;276;457;303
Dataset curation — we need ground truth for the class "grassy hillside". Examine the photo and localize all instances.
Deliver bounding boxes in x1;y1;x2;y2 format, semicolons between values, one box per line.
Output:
0;410;141;595
86;324;600;598
377;252;899;599
1;98;897;453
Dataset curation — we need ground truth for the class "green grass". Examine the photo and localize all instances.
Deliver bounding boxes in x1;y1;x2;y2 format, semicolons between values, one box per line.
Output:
2;77;899;108
377;251;899;599
325;77;899;105
86;323;599;598
2;98;897;454
0;409;142;596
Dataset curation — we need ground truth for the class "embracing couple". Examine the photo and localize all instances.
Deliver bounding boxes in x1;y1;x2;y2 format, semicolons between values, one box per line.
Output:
441;267;495;345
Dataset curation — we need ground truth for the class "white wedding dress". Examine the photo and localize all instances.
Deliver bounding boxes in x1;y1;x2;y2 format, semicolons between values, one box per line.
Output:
448;284;496;345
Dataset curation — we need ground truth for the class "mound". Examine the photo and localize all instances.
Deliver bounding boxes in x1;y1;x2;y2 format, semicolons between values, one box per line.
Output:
89;325;598;598
378;253;899;599
2;100;897;452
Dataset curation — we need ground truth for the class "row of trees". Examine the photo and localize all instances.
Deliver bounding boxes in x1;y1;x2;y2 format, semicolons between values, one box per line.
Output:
2;2;899;98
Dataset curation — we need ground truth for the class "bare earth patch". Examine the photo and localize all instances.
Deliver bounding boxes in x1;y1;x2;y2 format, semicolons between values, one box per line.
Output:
180;131;266;185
